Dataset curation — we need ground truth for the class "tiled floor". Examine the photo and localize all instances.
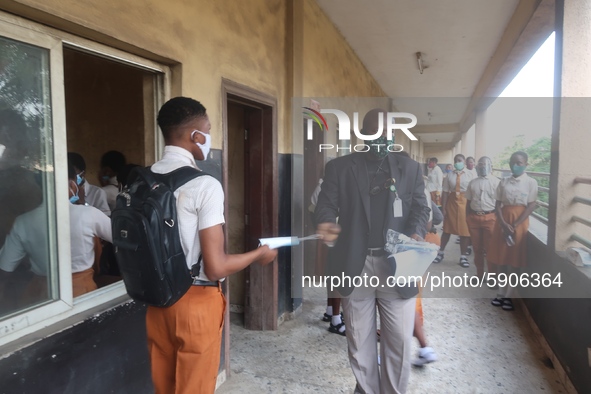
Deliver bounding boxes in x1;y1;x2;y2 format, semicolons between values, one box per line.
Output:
217;238;566;394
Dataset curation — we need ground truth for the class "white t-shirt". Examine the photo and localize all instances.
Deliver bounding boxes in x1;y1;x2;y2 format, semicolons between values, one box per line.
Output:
0;205;50;276
151;146;225;281
102;176;119;212
86;183;111;216
69;204;112;273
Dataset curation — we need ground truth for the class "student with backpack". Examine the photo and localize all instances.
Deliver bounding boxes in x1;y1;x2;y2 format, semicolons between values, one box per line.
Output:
115;97;276;394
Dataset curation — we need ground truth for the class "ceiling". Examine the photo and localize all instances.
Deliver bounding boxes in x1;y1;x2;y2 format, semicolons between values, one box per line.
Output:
315;0;551;147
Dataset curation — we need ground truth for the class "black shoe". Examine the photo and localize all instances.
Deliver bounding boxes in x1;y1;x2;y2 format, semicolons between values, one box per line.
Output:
491;297;503;307
322;313;331;322
328;322;346;336
502;298;515;311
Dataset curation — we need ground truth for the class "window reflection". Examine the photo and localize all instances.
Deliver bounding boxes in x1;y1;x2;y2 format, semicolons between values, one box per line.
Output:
0;37;55;317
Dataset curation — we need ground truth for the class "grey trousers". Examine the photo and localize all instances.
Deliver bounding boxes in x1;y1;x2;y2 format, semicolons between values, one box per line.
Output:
341;255;415;394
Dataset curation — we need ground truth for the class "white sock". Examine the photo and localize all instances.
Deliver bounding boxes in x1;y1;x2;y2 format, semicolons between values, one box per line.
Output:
326;306;333;316
331;314;342;326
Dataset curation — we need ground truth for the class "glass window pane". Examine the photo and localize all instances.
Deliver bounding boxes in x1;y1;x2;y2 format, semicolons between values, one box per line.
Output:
0;36;57;318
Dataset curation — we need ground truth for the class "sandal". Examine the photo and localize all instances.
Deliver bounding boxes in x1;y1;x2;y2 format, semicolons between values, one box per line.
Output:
322;313;331;322
466;246;472;256
502;298;515;311
432;251;444;264
459;256;469;268
491;297;503;307
328;322;346;336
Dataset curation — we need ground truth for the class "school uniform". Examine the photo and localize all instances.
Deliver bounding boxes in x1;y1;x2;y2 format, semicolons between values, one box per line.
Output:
70;204;112;296
101;176;119;212
465;175;500;275
86;183;111;216
426;165;443;205
442;169;475;236
487;173;538;267
147;146;226;394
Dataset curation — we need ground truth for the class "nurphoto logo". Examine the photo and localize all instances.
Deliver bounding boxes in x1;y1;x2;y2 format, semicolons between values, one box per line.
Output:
303;107;419;153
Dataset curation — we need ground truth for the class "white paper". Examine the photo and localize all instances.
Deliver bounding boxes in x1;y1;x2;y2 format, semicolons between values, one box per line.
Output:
388;249;437;280
259;236;299;249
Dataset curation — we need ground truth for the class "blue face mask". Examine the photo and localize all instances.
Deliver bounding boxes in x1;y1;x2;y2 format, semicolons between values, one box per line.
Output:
454;162;465;171
70;184;80;204
511;164;526;176
76;174;84;186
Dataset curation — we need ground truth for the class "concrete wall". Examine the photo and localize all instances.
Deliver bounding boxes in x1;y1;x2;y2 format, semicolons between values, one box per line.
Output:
5;0;289;150
424;148;453;164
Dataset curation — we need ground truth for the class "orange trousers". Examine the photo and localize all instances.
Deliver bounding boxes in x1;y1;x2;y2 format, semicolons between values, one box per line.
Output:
72;268;97;297
146;284;226;394
466;212;497;276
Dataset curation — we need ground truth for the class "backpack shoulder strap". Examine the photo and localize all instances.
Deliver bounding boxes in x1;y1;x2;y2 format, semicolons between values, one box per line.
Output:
152;166;209;191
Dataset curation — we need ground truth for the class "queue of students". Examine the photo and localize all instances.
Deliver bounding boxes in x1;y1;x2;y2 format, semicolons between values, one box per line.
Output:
427;152;539;310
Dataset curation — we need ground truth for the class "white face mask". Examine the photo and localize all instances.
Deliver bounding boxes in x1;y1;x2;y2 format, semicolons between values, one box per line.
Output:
191;130;211;161
0;144;5;159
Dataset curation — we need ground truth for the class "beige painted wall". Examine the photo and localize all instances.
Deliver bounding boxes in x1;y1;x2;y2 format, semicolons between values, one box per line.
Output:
424;148;453;164
7;0;288;150
6;0;387;156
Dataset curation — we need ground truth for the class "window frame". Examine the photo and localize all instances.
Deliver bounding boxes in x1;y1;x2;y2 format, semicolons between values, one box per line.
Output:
0;11;170;347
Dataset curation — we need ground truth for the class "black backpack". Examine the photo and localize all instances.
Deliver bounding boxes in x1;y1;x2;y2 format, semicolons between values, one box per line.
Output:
111;166;208;307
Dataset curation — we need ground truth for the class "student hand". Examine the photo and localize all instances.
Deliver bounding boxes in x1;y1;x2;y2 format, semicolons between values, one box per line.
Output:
316;222;341;246
410;233;424;242
255;245;278;266
502;223;515;235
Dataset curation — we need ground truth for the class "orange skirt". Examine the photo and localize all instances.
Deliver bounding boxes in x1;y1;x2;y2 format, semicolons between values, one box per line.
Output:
72;268;98;297
443;193;470;236
487;205;529;267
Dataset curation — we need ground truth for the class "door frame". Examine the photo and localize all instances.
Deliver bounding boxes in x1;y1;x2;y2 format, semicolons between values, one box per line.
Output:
221;78;278;369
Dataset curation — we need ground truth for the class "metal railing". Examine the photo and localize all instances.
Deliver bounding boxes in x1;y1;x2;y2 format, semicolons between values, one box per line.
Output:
571;177;591;248
492;169;549;225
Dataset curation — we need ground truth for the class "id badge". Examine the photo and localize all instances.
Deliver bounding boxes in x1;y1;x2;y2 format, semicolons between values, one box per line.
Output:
393;198;403;218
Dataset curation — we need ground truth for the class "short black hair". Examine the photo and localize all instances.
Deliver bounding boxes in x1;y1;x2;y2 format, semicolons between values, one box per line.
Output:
100;150;127;173
67;152;86;172
454;154;466;161
429;157;438;163
466;156;475;162
157;97;207;140
511;151;528;163
67;163;77;180
117;163;141;187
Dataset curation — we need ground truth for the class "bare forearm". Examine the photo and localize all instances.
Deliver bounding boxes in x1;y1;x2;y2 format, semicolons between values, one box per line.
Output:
513;202;537;228
200;225;275;281
204;248;267;281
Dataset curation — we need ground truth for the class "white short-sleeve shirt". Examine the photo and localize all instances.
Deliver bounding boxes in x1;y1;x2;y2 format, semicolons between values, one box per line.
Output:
426;166;443;193
465;175;500;212
0;205;50;276
151;146;225;281
442;170;475;193
69;204;112;272
86;183;111;216
496;173;538;206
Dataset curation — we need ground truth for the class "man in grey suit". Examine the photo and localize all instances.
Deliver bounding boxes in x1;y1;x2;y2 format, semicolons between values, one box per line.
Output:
315;109;430;393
